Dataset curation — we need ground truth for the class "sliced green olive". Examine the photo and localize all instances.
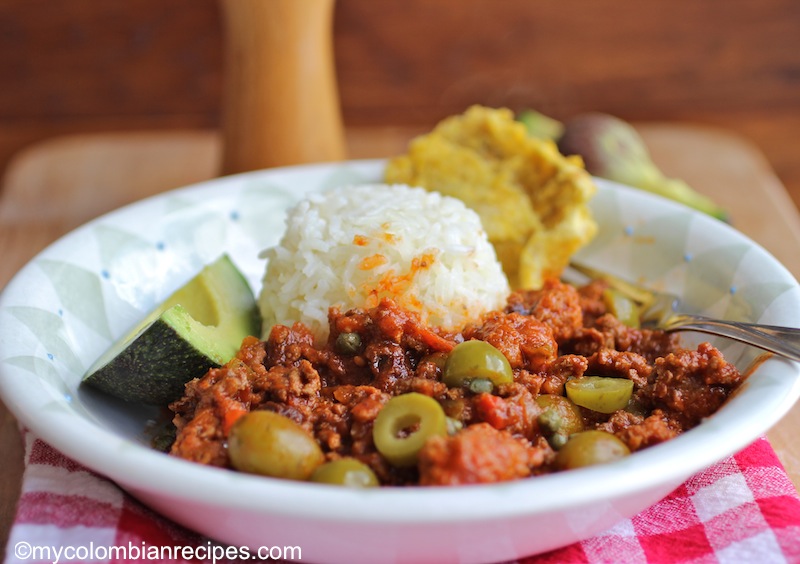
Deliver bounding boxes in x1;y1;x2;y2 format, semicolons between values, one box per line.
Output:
443;340;513;391
228;410;324;480
555;430;631;470
602;288;640;328
310;458;379;487
566;376;634;414
372;393;447;467
535;394;585;449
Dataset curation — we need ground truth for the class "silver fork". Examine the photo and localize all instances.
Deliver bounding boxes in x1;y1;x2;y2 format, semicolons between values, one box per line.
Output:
564;263;800;363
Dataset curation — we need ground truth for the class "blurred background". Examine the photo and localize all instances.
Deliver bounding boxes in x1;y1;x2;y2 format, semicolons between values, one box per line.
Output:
1;0;799;204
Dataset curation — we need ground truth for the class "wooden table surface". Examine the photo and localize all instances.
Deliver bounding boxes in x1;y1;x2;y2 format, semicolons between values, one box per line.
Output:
2;123;800;559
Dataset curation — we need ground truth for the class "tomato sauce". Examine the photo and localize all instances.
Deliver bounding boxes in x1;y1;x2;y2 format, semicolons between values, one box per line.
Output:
169;279;744;486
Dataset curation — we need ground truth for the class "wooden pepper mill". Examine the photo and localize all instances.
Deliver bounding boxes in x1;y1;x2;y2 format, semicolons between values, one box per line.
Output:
219;0;346;175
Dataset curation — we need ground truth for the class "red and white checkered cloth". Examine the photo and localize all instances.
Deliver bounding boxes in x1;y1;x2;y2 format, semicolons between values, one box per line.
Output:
5;431;800;564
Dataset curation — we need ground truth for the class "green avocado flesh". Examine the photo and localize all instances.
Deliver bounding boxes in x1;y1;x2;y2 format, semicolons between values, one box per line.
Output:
82;254;260;405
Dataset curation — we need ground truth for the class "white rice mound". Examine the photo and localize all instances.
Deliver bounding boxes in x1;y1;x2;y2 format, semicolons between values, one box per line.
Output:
258;183;510;343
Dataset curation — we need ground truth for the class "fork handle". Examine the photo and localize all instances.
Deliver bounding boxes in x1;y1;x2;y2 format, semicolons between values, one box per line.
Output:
665;314;800;362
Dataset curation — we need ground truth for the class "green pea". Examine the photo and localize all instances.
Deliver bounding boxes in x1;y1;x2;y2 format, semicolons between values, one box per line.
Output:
555;430;631;470
228;411;324;480
566;376;633;414
372;393;447;467
310;458;379;487
335;332;362;355
443;340;513;390
548;432;569;450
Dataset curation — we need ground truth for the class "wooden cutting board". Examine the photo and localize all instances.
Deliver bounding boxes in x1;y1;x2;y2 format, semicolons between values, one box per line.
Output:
2;123;800;558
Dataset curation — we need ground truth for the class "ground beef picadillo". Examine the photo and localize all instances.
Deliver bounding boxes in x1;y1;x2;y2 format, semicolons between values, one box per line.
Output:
169;278;744;486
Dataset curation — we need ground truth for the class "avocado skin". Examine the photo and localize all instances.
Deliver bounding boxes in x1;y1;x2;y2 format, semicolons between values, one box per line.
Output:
84;315;226;405
81;254;259;406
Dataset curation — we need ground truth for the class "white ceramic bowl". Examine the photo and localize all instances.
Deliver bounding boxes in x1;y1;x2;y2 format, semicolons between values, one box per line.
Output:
2;160;800;564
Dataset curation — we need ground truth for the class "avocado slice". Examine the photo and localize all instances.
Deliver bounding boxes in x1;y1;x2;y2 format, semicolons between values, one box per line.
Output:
82;254;260;405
